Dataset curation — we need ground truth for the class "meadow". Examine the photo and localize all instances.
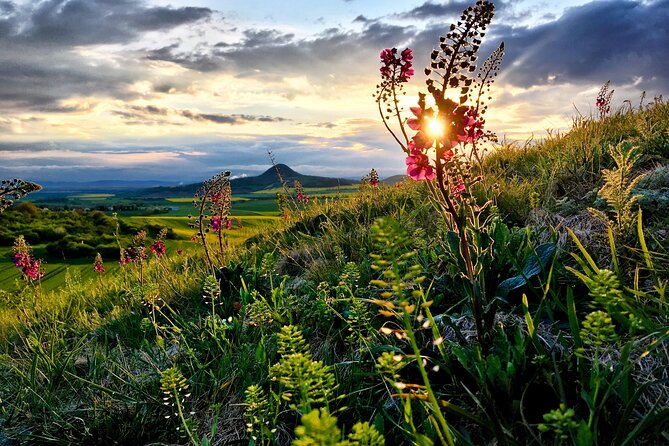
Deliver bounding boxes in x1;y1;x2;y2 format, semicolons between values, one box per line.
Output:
1;2;668;445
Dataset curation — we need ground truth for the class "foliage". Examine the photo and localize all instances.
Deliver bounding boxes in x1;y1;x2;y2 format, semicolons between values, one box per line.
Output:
0;178;42;213
0;2;668;445
588;142;645;236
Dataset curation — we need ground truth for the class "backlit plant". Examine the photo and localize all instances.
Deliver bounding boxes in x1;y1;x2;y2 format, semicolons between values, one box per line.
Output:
375;0;504;346
191;170;232;270
596;80;614;118
11;235;43;282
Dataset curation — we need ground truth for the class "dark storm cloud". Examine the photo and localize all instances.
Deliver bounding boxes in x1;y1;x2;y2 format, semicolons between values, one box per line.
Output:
492;0;669;90
0;0;211;110
114;105;289;125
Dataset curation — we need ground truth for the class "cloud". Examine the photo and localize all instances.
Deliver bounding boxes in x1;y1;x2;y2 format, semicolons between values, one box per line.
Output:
395;0;517;21
0;0;211;110
147;21;414;87
397;1;476;19
113;105;290;125
491;0;669;91
7;0;211;46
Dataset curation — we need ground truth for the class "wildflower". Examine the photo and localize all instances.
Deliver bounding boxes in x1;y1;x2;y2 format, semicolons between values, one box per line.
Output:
406;149;435;181
13;252;28;268
452;181;465;197
119;250;131;265
176;249;183;256
380;47;414;82
210;192;223;204
457;107;485;144
150;240;166;257
407;107;436;150
596;81;613;116
294;180;308;204
370;168;380;187
191;234;198;243
226;218;232;231
94;253;105;273
11;236;43;281
210;216;222;232
22;258;43;281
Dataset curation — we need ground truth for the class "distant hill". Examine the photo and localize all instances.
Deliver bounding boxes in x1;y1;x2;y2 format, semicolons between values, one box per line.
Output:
36;180;178;193
128;164;357;198
382;174;408;185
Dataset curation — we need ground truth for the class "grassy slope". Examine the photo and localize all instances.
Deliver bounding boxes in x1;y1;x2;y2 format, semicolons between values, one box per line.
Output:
0;103;668;444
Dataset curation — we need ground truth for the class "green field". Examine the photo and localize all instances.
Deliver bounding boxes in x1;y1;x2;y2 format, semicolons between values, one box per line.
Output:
0;212;279;293
68;193;116;200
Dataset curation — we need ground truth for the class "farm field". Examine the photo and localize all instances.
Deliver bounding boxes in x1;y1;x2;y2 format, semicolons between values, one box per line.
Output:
0;209;279;292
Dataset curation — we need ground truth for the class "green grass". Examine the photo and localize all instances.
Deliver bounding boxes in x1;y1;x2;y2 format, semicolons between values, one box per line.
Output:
0;102;668;445
0;214;278;292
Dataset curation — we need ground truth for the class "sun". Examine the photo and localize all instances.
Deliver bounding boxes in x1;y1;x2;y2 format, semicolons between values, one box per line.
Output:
426;117;444;137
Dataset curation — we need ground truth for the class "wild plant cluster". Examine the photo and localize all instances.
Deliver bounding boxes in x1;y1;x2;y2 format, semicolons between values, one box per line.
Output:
1;1;668;445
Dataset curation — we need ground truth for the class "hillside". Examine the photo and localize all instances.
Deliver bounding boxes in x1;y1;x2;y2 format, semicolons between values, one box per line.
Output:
1;100;668;445
128;164;357;198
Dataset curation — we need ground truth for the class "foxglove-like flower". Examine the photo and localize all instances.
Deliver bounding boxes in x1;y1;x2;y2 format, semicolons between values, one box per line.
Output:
94;253;105;273
406;150;435;181
380;47;414;82
210;216;222;232
369;168;379;187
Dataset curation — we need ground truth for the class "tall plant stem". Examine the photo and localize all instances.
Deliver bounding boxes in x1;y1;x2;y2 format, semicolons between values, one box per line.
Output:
403;311;455;446
378;83;408;153
434;140;484;344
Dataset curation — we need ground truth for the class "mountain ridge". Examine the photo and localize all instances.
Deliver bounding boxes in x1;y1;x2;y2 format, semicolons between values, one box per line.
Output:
127;164;358;198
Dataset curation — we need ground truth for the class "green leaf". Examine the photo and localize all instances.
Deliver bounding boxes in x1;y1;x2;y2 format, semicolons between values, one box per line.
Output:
495;243;556;299
566;288;582;348
521;294;535;339
576;421;594;446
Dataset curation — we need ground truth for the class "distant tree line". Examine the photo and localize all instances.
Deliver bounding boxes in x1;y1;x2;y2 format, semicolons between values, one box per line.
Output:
0;203;176;259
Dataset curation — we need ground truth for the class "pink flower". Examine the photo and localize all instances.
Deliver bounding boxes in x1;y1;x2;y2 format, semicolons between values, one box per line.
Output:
150;240;165;257
12;252;43;280
23;258;43;280
457;107;484;145
379;47;414;82
210;192;222;204
191;235;198;243
226;219;232;231
210;216;222;232
13;252;28;268
94;263;105;273
369;168;380;187
406;150;435;181
452;181;465;197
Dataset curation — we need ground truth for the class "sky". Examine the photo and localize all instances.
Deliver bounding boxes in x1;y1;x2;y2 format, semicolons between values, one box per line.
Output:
1;0;668;183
